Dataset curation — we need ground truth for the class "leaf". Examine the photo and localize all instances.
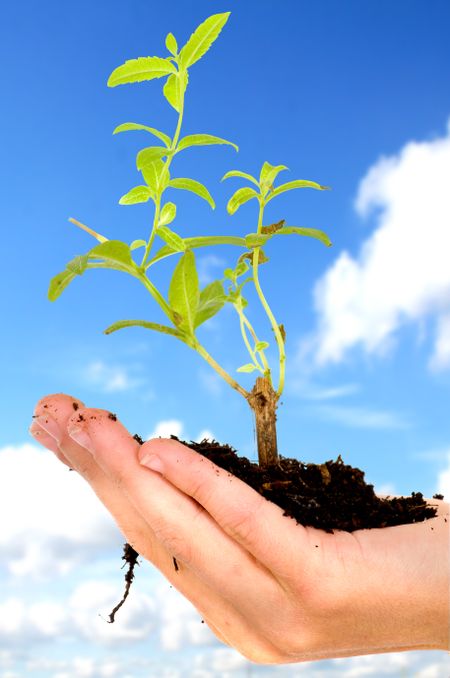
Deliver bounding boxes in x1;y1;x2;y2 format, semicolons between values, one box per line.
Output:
108;56;177;87
179;12;230;69
104;319;182;338
88;240;134;269
119;185;152;205
65;254;89;275
48;268;77;301
227;187;259;215
239;248;269;266
159;202;177;226
136;146;169;171
168;250;199;334
130;239;147;250
255;341;269;351
113;122;171;147
274;226;332;247
266;179;330;202
221;169;259;187
142;159;169;193
163;72;188;113
169;178;215;208
237;363;257;373
157;225;185;252
260;161;288;187
194;280;226;328
165;33;178;56
177;134;238;153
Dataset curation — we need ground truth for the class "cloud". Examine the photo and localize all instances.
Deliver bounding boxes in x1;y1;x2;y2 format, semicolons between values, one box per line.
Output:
146;420;215;443
83;360;143;393
0;444;121;579
196;254;226;285
311;404;409;429
304;119;450;369
437;451;450;499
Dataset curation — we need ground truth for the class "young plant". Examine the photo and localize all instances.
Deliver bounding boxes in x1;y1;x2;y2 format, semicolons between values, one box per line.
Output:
48;12;331;468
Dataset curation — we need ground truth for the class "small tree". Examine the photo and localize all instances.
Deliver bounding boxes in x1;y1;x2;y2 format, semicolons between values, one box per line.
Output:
49;12;330;467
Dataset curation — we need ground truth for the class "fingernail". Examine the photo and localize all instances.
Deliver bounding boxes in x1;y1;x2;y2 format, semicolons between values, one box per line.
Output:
68;426;94;453
34;413;61;442
139;452;164;474
29;421;61;454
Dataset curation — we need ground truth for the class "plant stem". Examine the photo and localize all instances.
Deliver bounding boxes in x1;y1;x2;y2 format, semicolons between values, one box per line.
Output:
236;307;264;373
248;376;279;467
193;340;249;399
252;201;286;397
141;77;185;267
241;313;271;376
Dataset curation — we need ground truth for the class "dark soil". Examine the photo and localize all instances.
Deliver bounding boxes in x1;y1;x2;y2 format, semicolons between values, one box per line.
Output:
109;434;441;621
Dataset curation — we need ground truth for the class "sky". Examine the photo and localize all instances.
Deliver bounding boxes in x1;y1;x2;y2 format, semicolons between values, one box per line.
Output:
1;0;450;675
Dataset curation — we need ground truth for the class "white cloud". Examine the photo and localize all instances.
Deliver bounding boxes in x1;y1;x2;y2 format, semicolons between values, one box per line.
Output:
147;419;184;440
312;404;409;429
83;360;143;393
0;444;121;579
197;254;226;285
146;420;215;443
305;119;450;368
437;451;450;500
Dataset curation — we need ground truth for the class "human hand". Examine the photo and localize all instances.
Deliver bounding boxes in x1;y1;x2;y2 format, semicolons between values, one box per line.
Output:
30;393;449;663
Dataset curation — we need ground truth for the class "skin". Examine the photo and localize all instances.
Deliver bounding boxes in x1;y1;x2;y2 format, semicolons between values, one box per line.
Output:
30;393;449;664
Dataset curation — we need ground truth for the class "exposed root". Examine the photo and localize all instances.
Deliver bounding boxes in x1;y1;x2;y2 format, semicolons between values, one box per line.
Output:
107;543;139;623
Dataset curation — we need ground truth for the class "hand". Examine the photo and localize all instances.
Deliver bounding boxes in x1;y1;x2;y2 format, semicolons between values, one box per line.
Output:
30;393;449;663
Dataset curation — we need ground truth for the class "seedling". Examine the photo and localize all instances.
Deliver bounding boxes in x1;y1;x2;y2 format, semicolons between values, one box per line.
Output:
48;12;331;467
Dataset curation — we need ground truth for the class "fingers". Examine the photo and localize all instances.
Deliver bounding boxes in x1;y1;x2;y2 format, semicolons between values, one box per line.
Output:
137;437;318;580
30;395;283;661
66;407;280;608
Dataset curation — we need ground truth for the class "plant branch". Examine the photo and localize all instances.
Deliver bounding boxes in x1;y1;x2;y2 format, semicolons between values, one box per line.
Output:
252;202;286;396
193;340;249;399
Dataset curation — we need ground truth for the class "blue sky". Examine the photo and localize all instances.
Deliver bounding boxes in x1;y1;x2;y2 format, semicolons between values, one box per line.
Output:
1;0;450;675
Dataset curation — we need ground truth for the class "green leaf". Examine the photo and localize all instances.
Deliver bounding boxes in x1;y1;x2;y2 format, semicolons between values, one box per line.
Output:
266;179;330;202
104;319;182;338
237;363;257;373
66;254;89;275
245;233;271;248
275;226;332;247
157;225;185;252
165;33;178;56
221;169;259;187
255;341;269;351
88;240;134;269
163;72;188;113
169;177;215;208
179;12;230;69
130;239;147;250
119;185;152;205
142;159;169;193
48;268;77;301
168;250;199;334
136;146;169;171
113;122;171;147
108;56;177;87
194;280;226;328
259;161;288;193
227;187;259;215
159;202;177;226
177;134;238;153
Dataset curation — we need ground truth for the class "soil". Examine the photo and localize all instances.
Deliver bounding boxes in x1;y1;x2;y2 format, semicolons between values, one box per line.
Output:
108;433;442;622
